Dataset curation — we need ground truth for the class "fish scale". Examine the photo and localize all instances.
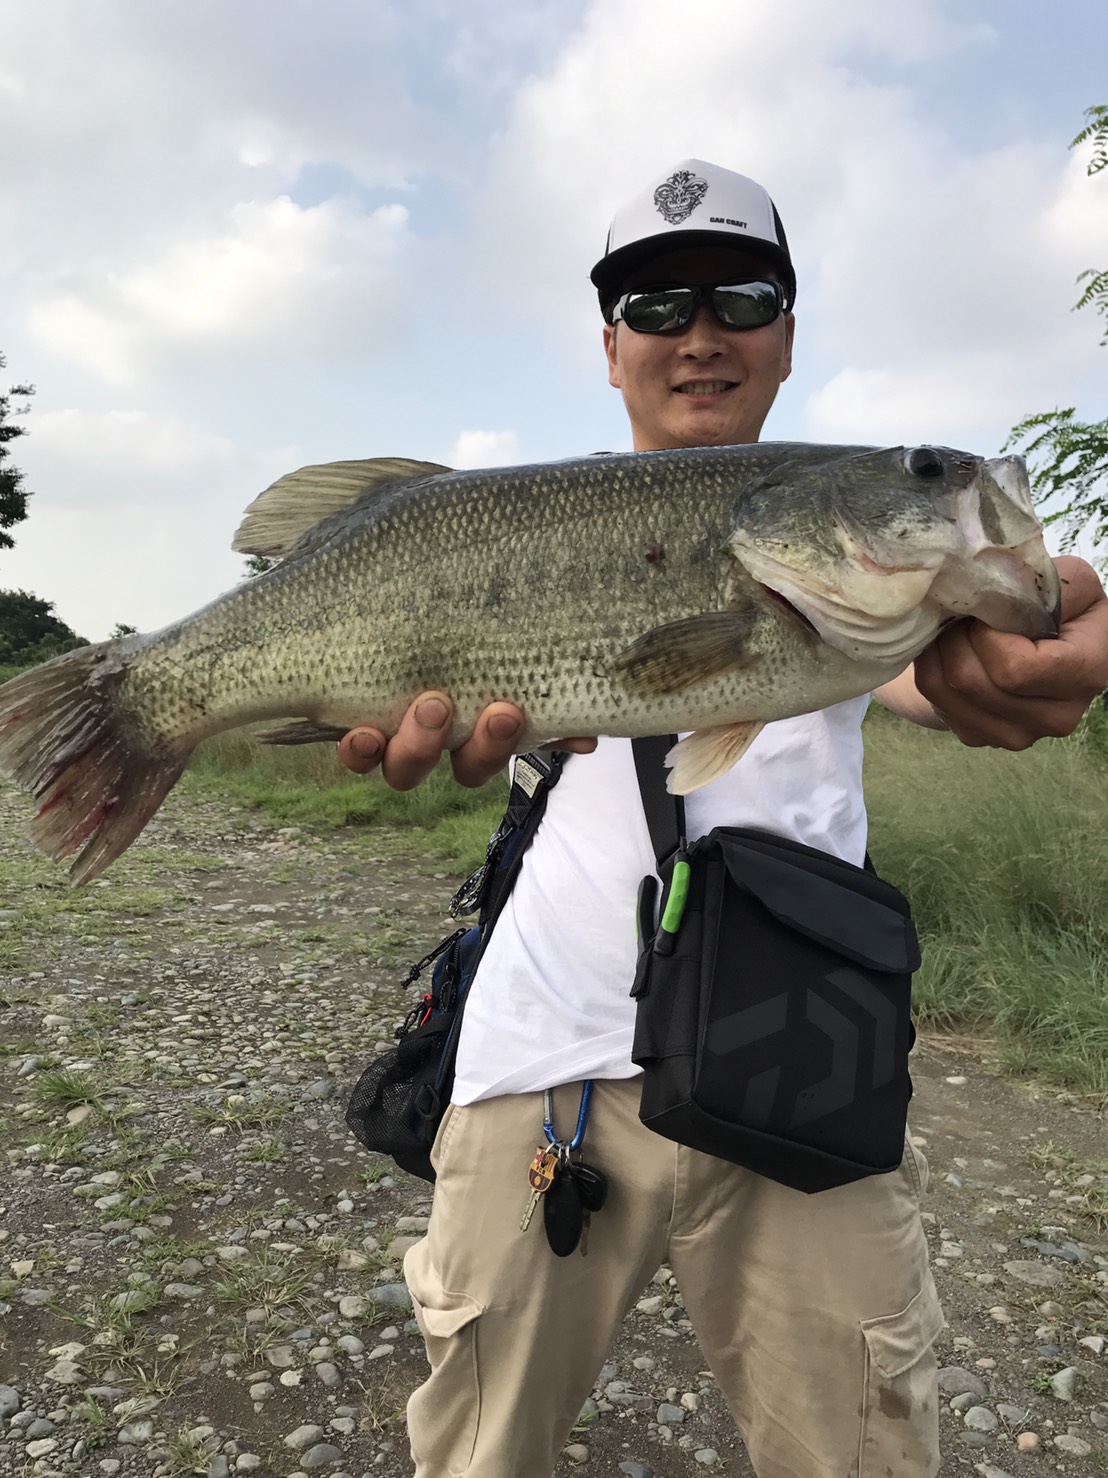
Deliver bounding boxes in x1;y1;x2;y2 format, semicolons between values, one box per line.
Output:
0;441;1059;883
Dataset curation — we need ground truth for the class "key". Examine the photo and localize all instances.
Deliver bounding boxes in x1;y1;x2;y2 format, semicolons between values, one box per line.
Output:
520;1145;558;1232
543;1162;585;1257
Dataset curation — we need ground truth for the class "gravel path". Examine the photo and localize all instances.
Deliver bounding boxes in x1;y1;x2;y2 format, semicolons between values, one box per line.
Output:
1;775;1106;1477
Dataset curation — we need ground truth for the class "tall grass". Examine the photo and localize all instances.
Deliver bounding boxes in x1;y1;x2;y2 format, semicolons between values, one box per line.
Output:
184;728;506;866
864;707;1108;1096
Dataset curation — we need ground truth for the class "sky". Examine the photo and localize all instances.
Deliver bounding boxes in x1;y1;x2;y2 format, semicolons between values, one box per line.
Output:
1;0;1105;640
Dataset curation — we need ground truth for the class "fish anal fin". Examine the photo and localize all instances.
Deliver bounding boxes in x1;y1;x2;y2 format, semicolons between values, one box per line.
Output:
233;457;451;559
256;721;351;746
611;612;758;696
665;721;764;793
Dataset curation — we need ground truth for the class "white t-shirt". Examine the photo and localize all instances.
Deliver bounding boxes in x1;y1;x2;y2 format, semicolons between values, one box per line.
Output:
451;698;871;1105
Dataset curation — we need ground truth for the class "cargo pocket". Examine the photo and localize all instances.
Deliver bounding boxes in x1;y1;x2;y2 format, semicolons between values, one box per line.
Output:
858;1278;944;1477
404;1234;486;1475
902;1133;930;1201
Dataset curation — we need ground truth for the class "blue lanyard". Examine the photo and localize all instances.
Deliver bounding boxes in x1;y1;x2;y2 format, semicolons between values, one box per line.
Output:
542;1080;593;1152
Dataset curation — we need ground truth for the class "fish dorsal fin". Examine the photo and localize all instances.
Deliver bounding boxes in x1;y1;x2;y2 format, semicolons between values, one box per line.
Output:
233;457;451;558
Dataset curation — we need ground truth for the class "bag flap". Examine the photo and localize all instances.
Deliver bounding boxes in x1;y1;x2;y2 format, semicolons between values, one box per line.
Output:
719;836;921;973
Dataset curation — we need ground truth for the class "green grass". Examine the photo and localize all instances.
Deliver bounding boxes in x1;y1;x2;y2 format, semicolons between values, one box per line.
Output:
865;708;1108;1097
184;728;507;855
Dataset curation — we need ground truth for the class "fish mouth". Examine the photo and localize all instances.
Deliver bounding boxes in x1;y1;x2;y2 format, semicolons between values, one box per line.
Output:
759;582;820;635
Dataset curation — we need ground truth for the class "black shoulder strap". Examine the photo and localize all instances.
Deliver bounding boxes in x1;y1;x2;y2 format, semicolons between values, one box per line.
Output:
632;735;684;868
449;750;568;922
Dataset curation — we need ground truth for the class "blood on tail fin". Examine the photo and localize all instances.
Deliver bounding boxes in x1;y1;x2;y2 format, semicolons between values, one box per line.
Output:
0;642;190;885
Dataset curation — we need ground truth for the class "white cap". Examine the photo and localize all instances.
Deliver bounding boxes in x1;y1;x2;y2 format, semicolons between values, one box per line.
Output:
590;158;795;316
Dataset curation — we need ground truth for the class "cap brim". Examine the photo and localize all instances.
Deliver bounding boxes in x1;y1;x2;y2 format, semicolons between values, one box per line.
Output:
591;228;796;312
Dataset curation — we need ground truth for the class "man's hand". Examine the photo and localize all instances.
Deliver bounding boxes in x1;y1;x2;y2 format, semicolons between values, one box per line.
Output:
890;555;1108;748
336;692;597;791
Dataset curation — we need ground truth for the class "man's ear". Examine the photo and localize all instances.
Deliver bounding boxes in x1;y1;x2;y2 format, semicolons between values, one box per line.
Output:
780;312;795;384
603;322;621;389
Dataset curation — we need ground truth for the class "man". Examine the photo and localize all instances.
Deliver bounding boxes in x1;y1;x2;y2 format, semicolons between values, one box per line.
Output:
339;161;1108;1477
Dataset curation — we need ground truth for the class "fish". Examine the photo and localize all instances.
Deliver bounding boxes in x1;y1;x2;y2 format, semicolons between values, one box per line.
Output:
0;442;1060;884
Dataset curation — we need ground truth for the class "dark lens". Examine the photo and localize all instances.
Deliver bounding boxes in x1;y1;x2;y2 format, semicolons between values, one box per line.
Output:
712;281;782;328
621;288;696;333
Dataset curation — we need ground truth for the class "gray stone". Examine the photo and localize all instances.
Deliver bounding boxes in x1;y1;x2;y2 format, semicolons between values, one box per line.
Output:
284;1425;326;1451
1020;1237;1089;1264
656;1403;685;1425
996;1404;1029;1425
208;1459;231;1478
963;1406;998;1432
164;1282;204;1299
1053;1435;1092;1456
1049;1366;1080;1401
1003;1260;1064;1288
25;1438;58;1458
117;1420;155;1443
23;1419;56;1439
694;1453;720;1467
315;1362;342;1388
937;1366;987;1398
0;1386;20;1418
301;1444;343;1468
44;1358;84;1384
337;1295;369;1319
370;1282;412;1310
618;1465;654;1478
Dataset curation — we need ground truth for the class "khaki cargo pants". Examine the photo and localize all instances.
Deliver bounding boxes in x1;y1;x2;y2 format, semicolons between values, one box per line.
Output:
403;1078;943;1478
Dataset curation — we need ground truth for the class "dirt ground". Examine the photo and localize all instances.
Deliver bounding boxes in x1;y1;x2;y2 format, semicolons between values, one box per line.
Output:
1;777;1106;1478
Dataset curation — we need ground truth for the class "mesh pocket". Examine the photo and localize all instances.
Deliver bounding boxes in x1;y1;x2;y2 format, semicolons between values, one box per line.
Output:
345;1015;455;1160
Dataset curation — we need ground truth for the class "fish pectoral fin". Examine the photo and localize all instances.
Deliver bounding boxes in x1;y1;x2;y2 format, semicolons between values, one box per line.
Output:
610;612;758;695
233;457;451;559
256;721;353;746
666;722;764;793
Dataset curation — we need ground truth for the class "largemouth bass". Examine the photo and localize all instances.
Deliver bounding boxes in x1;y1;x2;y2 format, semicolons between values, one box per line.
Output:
0;442;1059;883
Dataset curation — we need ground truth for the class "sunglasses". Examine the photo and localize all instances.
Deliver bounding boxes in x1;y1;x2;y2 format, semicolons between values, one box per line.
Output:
610;279;786;334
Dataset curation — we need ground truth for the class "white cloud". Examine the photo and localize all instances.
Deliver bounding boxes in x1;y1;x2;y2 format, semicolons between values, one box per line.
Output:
448;429;521;468
1;410;295;639
26;198;414;385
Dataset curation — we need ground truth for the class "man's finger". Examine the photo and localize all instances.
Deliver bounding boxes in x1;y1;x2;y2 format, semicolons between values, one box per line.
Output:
381;692;455;791
915;629;1088;747
450;702;526;788
336;727;385;774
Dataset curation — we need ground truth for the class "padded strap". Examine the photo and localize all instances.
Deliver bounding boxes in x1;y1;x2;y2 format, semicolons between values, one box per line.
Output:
632;735;684;868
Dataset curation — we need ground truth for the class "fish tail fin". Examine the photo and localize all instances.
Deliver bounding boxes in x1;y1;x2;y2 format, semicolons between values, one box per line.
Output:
0;642;190;884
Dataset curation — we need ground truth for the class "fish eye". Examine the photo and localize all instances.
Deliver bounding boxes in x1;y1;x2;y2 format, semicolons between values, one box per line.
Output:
906;447;945;479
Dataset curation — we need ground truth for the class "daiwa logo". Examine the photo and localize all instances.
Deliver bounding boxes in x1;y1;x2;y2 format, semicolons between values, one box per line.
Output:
653;169;708;224
706;966;900;1130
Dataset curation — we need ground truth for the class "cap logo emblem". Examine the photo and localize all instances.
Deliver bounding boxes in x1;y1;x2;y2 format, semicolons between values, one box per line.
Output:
653;169;708;225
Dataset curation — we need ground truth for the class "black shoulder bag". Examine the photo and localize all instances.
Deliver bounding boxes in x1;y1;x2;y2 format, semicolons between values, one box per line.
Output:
345;751;567;1182
629;735;921;1193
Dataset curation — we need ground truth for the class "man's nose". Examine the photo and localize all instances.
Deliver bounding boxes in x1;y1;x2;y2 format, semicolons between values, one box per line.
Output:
678;299;727;353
